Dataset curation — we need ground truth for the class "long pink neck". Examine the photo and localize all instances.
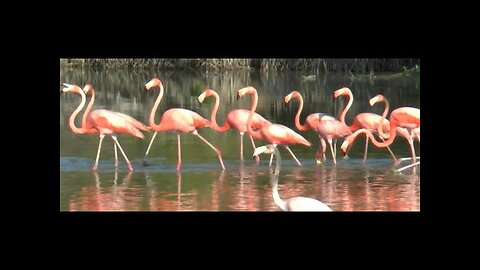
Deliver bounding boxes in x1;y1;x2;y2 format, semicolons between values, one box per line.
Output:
149;82;165;131
352;122;398;148
68;90;88;134
82;87;95;128
209;91;230;132
246;89;261;138
293;95;309;131
340;91;353;125
377;98;391;139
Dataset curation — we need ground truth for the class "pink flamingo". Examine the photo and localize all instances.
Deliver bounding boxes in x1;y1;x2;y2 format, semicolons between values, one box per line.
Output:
333;87;397;162
340;94;420;164
81;84;149;168
197;88;271;162
284;90;351;165
61;83;149;171
144;78;225;170
237;86;311;166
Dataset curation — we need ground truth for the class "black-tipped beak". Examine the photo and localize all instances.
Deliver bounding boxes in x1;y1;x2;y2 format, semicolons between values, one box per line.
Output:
144;86;148;91
252;155;257;160
236;92;240;100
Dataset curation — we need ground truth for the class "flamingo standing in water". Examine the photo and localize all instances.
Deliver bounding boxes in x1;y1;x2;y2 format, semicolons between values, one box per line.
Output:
341;94;420;164
237;86;311;166
143;78;225;170
253;144;332;211
333;87;397;162
61;83;149;171
284;90;351;165
81;84;150;168
197;88;271;162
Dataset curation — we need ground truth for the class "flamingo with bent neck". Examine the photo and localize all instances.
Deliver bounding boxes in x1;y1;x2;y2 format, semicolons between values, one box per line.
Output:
61;83;149;171
237;86;311;166
284;90;351;165
143;78;225;170
333;87;397;162
253;144;332;211
341;94;420;164
197;88;271;162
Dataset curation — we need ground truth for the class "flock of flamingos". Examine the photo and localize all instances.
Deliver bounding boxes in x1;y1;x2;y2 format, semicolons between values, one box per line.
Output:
61;78;420;211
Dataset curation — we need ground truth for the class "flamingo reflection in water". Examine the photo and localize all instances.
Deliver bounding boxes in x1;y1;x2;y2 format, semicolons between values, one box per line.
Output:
68;171;133;211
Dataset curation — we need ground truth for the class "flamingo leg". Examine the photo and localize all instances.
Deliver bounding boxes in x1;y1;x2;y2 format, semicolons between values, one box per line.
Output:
177;132;182;170
93;134;106;171
408;137;416;163
111;135;133;171
315;136;326;164
192;130;225;170
284;146;302;166
240;131;244;160
321;138;327;162
328;139;336;165
248;133;260;163
114;141;119;168
144;131;158;159
362;135;369;163
334;139;337;157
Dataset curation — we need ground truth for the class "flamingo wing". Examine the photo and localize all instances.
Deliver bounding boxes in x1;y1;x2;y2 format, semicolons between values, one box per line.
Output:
262;124;311;146
313;119;351;139
88;109;145;138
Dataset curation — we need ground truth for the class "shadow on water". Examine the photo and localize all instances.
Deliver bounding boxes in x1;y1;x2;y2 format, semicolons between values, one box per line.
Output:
60;65;420;211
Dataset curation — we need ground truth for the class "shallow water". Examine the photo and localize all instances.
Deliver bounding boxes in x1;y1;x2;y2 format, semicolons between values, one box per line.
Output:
60;65;420;211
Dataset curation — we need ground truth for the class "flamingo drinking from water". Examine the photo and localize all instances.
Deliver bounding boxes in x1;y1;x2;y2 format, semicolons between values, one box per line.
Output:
341;94;420;165
333;87;397;162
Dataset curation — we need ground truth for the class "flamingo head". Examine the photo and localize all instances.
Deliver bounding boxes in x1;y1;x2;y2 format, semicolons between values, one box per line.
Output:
83;84;94;94
145;78;162;91
198;89;215;104
340;139;351;156
284;90;300;104
333;87;351;99
369;94;385;106
236;86;256;100
61;83;83;95
252;144;276;159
